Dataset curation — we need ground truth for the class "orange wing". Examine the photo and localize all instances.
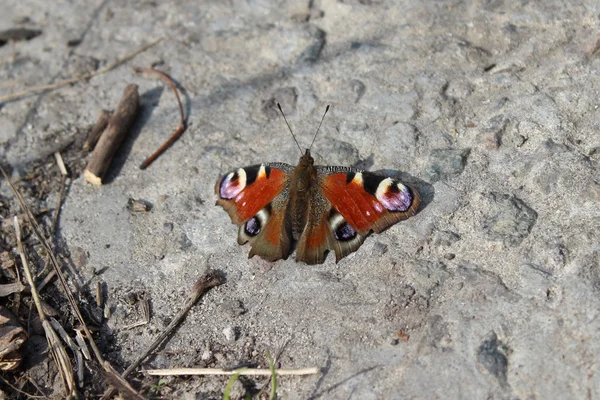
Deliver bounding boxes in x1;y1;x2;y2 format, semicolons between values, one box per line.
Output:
318;168;420;234
215;163;290;224
215;163;294;261
295;167;420;264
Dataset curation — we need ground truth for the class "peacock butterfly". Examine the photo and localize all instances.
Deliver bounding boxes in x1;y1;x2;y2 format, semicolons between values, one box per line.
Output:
215;104;420;264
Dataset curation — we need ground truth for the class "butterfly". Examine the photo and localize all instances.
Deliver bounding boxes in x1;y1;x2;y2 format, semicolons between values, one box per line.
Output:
215;104;421;265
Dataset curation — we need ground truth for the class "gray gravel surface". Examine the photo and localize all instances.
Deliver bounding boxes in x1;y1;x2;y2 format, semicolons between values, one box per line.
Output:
1;0;599;398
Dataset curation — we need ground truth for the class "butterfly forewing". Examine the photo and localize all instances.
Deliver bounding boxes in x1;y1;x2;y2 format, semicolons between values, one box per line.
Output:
215;163;294;260
317;166;421;234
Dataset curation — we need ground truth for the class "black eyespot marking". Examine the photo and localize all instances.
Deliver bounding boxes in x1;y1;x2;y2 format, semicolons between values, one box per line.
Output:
245;165;261;186
244;216;261;236
345;172;356;184
362;172;386;196
334;222;357;241
264;165;272;179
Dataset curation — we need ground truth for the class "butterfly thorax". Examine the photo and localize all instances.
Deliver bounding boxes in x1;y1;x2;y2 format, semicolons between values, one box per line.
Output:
289;149;319;240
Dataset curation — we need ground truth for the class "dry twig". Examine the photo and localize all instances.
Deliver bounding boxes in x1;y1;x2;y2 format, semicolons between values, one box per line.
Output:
134;67;187;169
84;109;112;151
84;84;140;185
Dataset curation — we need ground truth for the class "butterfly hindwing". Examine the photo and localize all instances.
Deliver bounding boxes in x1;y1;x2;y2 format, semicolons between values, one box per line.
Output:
215;163;294;261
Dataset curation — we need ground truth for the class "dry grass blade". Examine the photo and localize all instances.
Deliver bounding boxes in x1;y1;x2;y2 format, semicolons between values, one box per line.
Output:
43;320;77;396
13;217;76;397
74;328;92;360
0;38;163;104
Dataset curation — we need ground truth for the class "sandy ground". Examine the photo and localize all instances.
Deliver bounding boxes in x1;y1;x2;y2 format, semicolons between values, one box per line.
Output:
1;0;599;398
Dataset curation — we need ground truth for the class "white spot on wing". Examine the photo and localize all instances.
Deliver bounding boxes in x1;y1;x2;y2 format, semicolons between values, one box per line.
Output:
258;164;266;179
351;172;364;186
237;168;247;189
328;212;346;230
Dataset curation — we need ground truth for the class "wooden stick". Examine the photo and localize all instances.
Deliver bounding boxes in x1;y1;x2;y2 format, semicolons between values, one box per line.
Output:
0;38;162;104
83;109;111;151
84;84;139;185
146;367;321;376
135;67;187;169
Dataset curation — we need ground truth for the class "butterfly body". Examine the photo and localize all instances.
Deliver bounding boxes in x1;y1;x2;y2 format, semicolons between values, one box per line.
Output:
215;148;420;265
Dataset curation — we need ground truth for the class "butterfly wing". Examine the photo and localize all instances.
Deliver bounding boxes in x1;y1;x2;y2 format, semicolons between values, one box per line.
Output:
295;166;420;264
215;163;294;261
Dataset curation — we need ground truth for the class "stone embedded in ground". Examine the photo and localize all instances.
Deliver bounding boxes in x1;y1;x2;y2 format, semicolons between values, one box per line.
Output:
477;331;509;387
220;299;246;317
261;87;298;119
481;193;538;246
478;114;509;150
295;26;326;64
222;326;238;342
424;148;470;182
433;230;461;247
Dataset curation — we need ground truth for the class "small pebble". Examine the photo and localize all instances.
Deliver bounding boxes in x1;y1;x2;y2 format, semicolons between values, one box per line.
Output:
223;326;238;342
201;348;212;361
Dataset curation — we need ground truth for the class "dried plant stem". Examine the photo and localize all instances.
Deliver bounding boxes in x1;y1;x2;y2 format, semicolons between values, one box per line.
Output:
146;367;321;376
14;218;44;325
135;67;187;169
13;217;76;397
51;152;68;233
0;38;163;104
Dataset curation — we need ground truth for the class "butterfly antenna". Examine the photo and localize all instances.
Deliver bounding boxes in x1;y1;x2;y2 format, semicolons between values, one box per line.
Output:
277;103;303;154
309;104;330;151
